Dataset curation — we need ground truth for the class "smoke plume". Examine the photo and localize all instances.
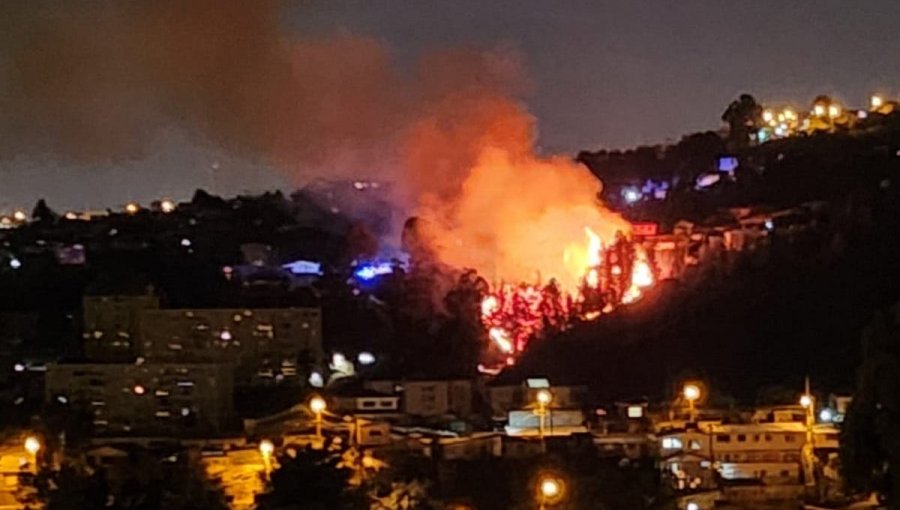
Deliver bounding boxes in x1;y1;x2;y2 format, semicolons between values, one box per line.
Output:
0;0;629;287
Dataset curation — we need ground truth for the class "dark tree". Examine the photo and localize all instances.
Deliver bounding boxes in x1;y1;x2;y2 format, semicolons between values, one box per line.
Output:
721;93;762;150
841;308;900;507
258;446;365;510
31;199;58;223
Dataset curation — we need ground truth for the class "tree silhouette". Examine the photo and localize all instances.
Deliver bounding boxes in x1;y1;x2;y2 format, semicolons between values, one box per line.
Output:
722;93;762;150
841;308;900;506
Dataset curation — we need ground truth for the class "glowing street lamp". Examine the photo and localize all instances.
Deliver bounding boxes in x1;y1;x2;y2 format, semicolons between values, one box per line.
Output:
535;389;553;443
537;475;564;509
799;394;813;409
762;110;774;124
24;436;40;473
871;95;884;110
309;395;327;440
827;104;841;119
813;104;826;117
683;383;701;421
124;202;140;215
259;439;274;477
160;199;176;213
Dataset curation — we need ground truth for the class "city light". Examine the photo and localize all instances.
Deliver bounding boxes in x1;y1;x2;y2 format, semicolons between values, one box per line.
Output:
819;408;834;423
540;478;561;498
357;352;376;365
9;258;22;270
536;389;553;406
828;104;841;119
309;395;327;414
687;502;700;510
160;199;176;213
762;110;774;123
308;371;324;388
124;202;140;214
622;187;642;204
259;439;274;456
813;104;826;117
309;395;327;441
12;210;27;222
354;262;393;281
536;475;565;508
133;385;146;395
683;383;701;402
871;95;884;110
24;436;40;456
800;394;813;408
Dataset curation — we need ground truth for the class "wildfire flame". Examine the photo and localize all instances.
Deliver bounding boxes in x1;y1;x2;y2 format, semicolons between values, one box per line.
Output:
479;226;656;371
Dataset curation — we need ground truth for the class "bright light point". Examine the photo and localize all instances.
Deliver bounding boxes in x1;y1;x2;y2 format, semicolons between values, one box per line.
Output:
536;389;553;406
871;95;884;109
133;385;146;395
219;330;232;341
800;394;813;408
764;219;774;231
622;187;642;204
762;110;774;123
13;363;24;372
9;258;21;270
309;396;327;414
858;110;869;120
24;436;40;455
813;104;826;117
819;408;834;422
332;352;346;366
308;371;324;388
540;477;561;499
683;383;701;402
160;199;176;213
259;439;274;456
357;352;376;365
828;104;841;118
354;262;392;281
124;202;140;214
181;407;191;417
13;210;27;222
687;503;700;510
180;238;192;247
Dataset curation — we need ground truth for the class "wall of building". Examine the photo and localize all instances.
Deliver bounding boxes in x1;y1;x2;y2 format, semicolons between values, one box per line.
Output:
46;363;234;436
82;294;160;361
139;308;322;385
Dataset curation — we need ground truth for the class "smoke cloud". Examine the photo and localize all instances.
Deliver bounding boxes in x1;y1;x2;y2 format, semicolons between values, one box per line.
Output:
0;0;629;287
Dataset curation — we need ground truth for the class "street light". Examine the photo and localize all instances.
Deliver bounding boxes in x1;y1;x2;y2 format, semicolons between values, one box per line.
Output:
535;390;553;443
310;395;327;441
799;394;813;409
259;439;274;477
828;104;841;119
683;383;701;422
871;95;884;110
24;436;40;473
537;475;564;509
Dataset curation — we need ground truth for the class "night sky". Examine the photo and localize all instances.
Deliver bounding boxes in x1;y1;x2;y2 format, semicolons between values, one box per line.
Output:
3;1;900;210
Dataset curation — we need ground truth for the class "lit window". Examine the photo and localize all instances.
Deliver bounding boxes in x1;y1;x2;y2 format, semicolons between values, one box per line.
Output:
662;437;683;449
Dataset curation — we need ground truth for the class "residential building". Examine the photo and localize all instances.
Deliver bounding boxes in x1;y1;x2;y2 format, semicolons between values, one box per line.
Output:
45;363;234;436
364;378;479;422
82;293;160;361
139;308;322;386
486;379;586;419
